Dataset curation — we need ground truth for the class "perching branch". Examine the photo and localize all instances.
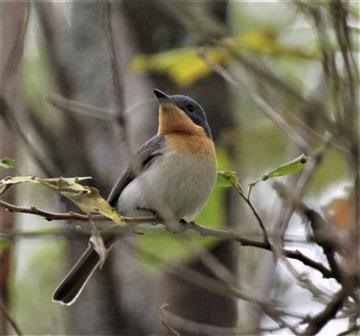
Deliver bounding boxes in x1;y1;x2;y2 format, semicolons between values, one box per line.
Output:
0;199;157;224
0;196;335;279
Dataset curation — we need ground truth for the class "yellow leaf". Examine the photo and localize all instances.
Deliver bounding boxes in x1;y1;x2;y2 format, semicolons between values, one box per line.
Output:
39;178;124;225
0;176;124;225
131;30;318;86
132;48;228;86
224;31;317;60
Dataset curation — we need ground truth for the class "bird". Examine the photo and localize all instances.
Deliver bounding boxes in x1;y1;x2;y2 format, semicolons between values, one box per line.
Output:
52;89;217;305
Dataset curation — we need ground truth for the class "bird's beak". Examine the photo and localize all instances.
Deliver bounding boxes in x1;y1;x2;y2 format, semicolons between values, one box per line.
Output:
153;89;171;105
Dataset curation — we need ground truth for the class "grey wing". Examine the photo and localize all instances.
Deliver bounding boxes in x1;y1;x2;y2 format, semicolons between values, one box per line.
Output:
107;135;165;206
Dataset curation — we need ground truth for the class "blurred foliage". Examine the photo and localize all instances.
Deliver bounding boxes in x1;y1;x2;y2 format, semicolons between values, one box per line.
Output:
5;1;358;334
0;157;15;172
239;122;289;176
23;46;57;124
132;30;318;86
10;240;66;334
309;149;349;194
0;239;11;256
323;185;354;231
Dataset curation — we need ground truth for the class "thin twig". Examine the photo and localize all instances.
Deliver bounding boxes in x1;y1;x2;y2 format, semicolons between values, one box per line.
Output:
160;303;282;335
198;51;310;154
0;199;156;224
48;94;154;122
187;221;334;279
0;197;334;278
0;301;23;336
159;304;181;336
303;288;349;335
273;181;342;282
231;181;269;245
103;1;129;145
0;3;30;95
48;94;115;121
0;96;59;176
126;240;308;332
181;233;239;286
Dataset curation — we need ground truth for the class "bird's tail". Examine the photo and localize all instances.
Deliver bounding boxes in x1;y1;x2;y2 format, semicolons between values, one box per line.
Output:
52;244;102;305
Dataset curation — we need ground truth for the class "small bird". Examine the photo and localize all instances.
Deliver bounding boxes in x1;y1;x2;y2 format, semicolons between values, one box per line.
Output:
53;89;217;305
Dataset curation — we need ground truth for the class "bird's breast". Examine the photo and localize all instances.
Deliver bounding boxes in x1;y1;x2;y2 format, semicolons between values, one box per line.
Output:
117;134;217;222
165;132;215;157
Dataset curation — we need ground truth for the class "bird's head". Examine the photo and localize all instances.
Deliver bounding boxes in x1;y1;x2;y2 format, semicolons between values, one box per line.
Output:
153;89;212;139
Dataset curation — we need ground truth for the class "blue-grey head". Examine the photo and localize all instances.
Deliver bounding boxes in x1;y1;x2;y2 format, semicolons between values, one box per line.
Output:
153;89;212;139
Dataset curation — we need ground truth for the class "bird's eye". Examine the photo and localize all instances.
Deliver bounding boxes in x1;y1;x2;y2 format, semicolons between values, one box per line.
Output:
187;104;194;112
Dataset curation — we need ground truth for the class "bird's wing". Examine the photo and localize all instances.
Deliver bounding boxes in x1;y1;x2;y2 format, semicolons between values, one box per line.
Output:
107;135;165;206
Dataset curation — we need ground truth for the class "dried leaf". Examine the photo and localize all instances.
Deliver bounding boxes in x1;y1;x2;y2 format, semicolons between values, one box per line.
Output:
0;176;124;225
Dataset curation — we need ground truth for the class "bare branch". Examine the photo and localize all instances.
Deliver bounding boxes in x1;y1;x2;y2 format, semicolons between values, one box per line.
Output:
230;181;269;245
160;303;281;335
159;304;181;336
0;196;334;279
0;96;60;176
0;198;157;224
0;301;23;336
198;51;311;154
187;222;334;279
103;1;129;144
48;94;115;121
303;288;349;335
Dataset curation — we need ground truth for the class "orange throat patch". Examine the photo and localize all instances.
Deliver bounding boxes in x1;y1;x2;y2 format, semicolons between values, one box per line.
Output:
157;105;204;137
157;105;214;156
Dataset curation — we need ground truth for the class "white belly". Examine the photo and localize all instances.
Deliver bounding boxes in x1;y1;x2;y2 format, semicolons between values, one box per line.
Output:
116;149;216;222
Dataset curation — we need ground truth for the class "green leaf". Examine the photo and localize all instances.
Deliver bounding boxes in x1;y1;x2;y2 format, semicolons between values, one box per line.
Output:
0;157;15;171
216;170;239;188
249;154;307;187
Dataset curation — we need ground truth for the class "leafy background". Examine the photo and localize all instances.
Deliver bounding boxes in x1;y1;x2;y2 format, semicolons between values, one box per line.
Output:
1;1;357;335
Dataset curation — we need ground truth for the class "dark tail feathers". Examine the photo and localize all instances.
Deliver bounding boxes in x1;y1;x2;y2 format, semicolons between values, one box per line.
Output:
52;245;101;305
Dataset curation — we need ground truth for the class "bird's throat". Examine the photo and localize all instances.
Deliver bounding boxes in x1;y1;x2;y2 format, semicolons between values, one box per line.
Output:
157;105;203;136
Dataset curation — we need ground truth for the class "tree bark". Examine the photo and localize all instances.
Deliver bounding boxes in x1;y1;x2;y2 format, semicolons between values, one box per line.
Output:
0;2;28;334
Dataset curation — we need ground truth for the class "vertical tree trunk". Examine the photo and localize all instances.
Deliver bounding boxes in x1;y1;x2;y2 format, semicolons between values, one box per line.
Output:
0;2;28;334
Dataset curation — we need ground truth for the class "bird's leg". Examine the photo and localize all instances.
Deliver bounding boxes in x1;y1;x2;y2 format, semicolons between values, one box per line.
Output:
163;217;187;233
136;207;186;233
136;206;162;224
